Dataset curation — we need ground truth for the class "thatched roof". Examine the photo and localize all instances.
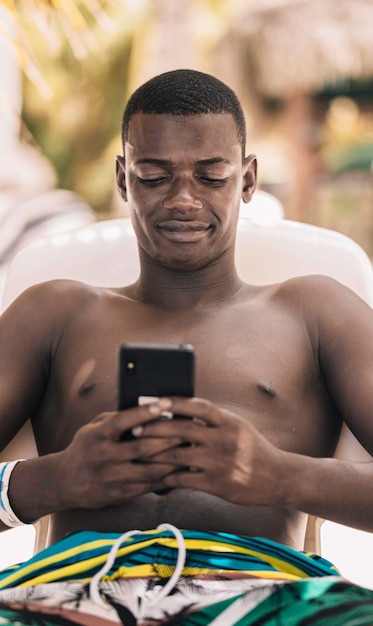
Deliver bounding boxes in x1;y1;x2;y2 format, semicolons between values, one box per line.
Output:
215;0;373;98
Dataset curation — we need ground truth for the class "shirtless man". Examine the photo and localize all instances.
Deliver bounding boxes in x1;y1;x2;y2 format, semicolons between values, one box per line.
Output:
0;69;372;560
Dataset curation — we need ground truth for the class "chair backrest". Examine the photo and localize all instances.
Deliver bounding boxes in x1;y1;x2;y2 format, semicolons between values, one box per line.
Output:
2;215;373;465
240;190;284;221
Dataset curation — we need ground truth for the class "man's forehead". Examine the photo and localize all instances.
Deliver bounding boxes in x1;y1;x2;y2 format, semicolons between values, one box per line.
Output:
125;112;241;157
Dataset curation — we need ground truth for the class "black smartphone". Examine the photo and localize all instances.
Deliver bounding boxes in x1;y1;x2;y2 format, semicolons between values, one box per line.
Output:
118;343;195;441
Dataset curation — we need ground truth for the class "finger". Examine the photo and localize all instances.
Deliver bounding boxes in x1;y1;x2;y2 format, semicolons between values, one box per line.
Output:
161;397;223;426
163;468;208;491
127;437;184;461
95;399;173;440
150;444;207;469
100;437;185;464
114;460;177;483
136;415;217;445
132;463;177;483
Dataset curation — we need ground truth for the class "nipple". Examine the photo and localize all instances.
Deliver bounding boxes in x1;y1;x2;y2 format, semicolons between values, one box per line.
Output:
78;382;96;397
257;382;276;398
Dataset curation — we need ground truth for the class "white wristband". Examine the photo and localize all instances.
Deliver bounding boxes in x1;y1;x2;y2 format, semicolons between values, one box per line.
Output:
0;460;28;527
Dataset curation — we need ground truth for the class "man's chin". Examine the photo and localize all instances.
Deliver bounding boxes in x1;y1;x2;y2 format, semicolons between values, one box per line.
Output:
154;253;214;273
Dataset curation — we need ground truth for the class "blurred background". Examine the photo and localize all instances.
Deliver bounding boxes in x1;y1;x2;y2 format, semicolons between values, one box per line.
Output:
1;0;372;252
0;0;373;587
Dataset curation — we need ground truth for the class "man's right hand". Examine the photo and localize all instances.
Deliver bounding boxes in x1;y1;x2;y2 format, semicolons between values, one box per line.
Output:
7;400;182;522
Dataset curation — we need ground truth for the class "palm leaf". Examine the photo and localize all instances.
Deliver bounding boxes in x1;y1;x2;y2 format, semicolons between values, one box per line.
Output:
0;0;122;97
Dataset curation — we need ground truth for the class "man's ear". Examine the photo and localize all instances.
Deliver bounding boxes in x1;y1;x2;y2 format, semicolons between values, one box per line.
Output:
116;155;127;202
242;154;257;203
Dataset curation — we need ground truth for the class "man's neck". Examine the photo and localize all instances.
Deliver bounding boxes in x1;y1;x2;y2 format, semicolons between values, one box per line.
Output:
129;255;243;309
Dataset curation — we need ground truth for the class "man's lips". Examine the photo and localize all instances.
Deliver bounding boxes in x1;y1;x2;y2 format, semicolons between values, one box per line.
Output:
156;220;212;242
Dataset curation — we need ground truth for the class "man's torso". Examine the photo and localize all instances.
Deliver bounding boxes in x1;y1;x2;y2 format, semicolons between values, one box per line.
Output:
30;280;342;548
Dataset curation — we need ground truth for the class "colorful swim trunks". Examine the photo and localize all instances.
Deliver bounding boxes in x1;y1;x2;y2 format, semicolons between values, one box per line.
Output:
0;525;372;624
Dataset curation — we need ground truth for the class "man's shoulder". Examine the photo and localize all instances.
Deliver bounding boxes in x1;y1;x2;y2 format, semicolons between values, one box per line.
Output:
263;274;358;317
273;274;348;299
270;274;370;327
5;279;108;321
241;275;346;309
21;278;101;300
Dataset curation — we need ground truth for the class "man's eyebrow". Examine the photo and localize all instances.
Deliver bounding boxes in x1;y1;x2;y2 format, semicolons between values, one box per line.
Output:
134;157;230;167
196;158;230;166
135;158;170;166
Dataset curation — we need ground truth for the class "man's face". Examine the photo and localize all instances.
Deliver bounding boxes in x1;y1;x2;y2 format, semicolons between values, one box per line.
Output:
117;112;256;272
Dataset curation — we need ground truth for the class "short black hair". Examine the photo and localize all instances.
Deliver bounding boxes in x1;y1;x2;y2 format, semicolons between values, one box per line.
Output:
121;69;246;157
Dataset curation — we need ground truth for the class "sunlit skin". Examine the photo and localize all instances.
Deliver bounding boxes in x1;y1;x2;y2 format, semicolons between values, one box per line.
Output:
0;112;373;551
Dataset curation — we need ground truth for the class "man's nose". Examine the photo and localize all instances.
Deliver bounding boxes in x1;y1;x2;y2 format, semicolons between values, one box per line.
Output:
163;177;203;211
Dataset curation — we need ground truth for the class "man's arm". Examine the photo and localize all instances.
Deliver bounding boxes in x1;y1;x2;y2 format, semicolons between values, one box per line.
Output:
259;275;373;530
0;285;52;454
0;284;184;530
316;276;373;455
0;283;56;531
287;274;373;529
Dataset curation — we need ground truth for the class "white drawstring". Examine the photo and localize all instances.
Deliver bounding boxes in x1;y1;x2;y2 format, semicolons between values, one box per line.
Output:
89;528;141;606
146;523;186;607
89;523;186;609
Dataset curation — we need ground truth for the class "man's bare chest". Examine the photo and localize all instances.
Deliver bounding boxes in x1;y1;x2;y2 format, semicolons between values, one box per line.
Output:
55;297;310;391
34;297;338;456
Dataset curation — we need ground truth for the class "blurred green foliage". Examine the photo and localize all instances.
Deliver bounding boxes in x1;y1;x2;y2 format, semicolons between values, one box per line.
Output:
22;33;132;215
17;0;247;216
